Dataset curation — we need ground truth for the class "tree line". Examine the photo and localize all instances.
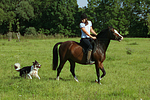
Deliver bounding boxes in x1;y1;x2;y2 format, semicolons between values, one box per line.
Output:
0;0;150;37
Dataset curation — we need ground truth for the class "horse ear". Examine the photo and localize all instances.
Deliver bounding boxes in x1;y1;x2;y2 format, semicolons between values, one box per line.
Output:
108;25;112;28
108;26;113;29
107;25;109;28
108;26;111;29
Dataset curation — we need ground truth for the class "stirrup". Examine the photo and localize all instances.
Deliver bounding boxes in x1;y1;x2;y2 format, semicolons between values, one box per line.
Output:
86;61;95;65
89;61;95;64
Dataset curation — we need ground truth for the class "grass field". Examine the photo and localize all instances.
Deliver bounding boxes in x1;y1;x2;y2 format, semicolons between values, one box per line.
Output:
0;38;150;100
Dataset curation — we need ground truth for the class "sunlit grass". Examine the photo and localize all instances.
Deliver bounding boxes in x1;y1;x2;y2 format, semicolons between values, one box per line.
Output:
0;38;150;100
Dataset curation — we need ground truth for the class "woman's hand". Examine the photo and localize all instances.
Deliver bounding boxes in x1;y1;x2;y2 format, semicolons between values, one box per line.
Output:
91;36;96;40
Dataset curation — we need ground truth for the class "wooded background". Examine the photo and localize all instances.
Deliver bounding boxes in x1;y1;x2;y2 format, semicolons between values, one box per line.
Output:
0;0;150;37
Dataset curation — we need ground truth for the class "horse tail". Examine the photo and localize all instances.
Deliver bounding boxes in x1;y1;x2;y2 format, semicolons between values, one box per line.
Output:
52;42;63;70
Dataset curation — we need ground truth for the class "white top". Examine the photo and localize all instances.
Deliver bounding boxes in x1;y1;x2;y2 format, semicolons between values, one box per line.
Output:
80;20;92;38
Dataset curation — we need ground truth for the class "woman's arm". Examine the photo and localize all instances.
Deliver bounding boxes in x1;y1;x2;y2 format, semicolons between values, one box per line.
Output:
81;27;96;39
90;27;97;36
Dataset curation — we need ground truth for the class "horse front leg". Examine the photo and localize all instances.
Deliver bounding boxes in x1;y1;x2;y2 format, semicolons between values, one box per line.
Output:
100;67;106;79
95;62;106;84
56;59;67;81
95;65;101;84
69;60;79;82
98;62;106;79
95;62;101;84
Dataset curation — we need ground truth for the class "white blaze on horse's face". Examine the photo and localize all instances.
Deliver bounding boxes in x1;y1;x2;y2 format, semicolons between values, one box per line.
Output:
114;29;123;42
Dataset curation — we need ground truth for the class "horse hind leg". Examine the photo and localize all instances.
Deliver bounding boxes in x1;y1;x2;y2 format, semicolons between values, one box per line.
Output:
56;59;67;81
69;60;79;82
95;66;101;84
95;66;106;84
100;67;106;79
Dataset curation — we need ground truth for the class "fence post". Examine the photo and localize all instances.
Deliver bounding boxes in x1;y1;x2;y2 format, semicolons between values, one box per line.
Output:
8;32;12;41
17;32;20;42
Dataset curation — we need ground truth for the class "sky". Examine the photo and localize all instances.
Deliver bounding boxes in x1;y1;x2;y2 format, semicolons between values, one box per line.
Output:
77;0;88;8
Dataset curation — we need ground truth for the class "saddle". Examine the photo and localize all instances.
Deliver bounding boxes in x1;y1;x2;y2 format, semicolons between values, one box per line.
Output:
79;38;96;54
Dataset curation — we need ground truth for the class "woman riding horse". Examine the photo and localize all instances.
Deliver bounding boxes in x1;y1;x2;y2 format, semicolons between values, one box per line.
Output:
80;13;97;64
52;26;123;84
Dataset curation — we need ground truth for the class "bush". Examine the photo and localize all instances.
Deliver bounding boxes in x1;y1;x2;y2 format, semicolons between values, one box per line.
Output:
24;27;37;35
0;34;3;39
54;33;64;38
126;48;133;55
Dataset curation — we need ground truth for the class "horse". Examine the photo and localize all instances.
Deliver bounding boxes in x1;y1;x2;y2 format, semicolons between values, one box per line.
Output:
52;27;123;84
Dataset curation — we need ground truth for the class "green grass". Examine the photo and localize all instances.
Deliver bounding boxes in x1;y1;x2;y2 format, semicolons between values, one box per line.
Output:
0;38;150;100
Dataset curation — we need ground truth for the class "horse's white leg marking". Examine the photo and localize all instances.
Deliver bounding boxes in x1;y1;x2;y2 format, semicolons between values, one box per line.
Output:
56;76;59;81
95;77;102;84
74;76;79;82
100;77;102;80
95;79;102;85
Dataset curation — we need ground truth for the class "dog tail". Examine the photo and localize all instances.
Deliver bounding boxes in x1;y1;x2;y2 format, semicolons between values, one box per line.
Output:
14;63;21;71
53;42;63;70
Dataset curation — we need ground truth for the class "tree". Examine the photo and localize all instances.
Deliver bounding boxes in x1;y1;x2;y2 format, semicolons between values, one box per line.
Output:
56;0;79;36
6;11;16;32
16;1;34;21
31;0;79;36
86;0;100;32
16;1;35;35
126;0;149;36
147;13;150;35
0;0;150;37
0;8;5;25
0;0;16;33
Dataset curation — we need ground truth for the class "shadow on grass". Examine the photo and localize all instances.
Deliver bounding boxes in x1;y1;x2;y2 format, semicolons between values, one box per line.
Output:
10;76;30;80
11;76;21;79
91;80;96;83
127;42;138;45
49;77;72;81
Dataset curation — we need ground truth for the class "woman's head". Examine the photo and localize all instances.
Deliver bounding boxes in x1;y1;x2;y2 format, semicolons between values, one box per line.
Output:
81;13;87;20
81;13;88;24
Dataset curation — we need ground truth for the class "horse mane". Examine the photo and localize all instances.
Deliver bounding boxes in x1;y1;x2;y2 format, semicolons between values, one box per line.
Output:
96;28;109;39
96;26;113;39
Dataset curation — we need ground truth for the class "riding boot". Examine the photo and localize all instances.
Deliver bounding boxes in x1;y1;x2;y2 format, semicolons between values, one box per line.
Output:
86;50;95;64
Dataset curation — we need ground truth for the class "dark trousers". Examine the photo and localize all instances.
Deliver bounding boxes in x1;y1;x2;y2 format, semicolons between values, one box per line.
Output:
80;38;93;51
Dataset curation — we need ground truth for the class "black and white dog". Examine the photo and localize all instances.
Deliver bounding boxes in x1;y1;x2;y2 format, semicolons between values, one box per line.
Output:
14;60;41;79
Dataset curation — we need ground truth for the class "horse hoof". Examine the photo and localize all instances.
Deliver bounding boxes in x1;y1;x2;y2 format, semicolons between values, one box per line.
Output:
74;78;79;82
100;78;102;80
56;76;59;81
95;79;102;85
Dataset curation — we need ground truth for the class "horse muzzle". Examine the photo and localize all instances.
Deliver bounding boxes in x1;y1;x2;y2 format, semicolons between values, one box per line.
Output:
118;36;123;42
119;37;123;42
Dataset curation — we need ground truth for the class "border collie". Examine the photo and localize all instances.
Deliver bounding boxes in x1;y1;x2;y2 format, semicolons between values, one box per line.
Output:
14;60;41;79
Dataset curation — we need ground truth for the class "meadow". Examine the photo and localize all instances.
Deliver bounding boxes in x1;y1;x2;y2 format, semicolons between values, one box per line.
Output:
0;38;149;100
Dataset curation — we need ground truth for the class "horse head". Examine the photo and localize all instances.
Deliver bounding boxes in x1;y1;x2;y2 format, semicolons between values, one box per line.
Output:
96;26;123;42
109;26;123;42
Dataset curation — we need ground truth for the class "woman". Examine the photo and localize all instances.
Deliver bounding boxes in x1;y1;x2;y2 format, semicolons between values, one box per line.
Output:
80;13;97;64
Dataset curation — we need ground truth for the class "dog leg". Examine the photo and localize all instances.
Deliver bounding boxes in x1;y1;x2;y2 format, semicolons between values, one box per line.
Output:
35;74;40;79
37;76;40;79
27;74;32;79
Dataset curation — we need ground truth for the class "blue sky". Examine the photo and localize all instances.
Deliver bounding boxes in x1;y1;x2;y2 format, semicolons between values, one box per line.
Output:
77;0;88;7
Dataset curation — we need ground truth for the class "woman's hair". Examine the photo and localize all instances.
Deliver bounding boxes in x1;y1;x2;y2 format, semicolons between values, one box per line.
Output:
81;13;88;20
81;13;88;25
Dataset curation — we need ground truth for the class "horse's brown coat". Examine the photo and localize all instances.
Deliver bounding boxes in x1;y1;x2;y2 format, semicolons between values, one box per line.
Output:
53;27;123;84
